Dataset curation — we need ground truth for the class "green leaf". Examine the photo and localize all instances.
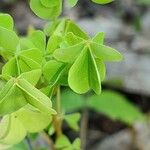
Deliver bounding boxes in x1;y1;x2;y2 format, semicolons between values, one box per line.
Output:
53;42;85;63
0;79;27;116
17;78;56;115
46;35;62;54
28;30;46;54
2;48;42;77
15;105;51;132
91;42;123;61
72;138;81;150
0;27;19;59
0;13;14;30
0;77;55;116
40;0;59;7
88;90;145;125
92;32;105;44
92;0;114;4
0;114;26;145
95;58;106;81
43;60;68;86
18;69;42;86
67;0;78;7
61;89;85;112
55;135;71;149
68;47;101;94
64;113;81;131
30;0;62;20
46;19;89;39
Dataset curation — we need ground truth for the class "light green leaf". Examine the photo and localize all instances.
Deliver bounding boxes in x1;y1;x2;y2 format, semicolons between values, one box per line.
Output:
18;69;42;86
0;79;27;116
91;42;123;61
72;138;81;150
53;42;85;63
0;27;19;59
68;48;101;94
40;0;59;7
30;0;62;20
55;135;71;149
15;105;51;132
28;30;46;53
92;32;105;44
43;60;68;86
88;90;145;125
92;0;114;4
17;78;56;115
64;113;81;131
0;115;26;145
95;58;106;81
46;35;62;54
0;13;14;30
67;0;78;7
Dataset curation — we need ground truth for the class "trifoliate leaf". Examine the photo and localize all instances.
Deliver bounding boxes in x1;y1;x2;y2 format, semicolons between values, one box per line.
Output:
54;33;122;94
46;19;89;39
2;48;42;77
0;78;56;116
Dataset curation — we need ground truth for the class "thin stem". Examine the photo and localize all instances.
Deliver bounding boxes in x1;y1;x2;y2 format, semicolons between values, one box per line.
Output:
56;86;61;114
80;108;89;150
53;86;62;137
25;136;33;150
41;132;55;150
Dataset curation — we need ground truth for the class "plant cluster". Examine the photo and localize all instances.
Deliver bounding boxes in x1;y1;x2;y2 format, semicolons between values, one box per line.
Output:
0;0;126;149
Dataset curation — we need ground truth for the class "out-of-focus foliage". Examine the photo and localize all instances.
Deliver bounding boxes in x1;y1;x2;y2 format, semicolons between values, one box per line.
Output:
62;89;145;125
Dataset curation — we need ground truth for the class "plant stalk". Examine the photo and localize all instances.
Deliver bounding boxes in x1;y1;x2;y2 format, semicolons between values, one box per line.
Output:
53;86;62;137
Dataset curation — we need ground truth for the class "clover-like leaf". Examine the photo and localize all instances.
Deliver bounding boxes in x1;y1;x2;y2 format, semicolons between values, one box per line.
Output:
0;13;14;30
2;48;42;77
30;0;62;20
54;32;122;94
45;19;89;39
0;77;55;116
92;0;114;4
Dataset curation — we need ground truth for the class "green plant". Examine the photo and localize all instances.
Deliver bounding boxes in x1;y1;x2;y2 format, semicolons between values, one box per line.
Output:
0;0;124;149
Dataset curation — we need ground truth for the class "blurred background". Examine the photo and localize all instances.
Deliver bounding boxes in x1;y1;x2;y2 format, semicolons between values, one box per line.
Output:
0;0;150;150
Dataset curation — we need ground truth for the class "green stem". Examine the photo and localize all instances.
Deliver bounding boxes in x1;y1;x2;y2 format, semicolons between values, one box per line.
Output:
53;86;62;137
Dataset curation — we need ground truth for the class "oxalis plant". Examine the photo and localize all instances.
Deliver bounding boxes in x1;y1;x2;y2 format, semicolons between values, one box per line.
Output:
0;0;123;149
